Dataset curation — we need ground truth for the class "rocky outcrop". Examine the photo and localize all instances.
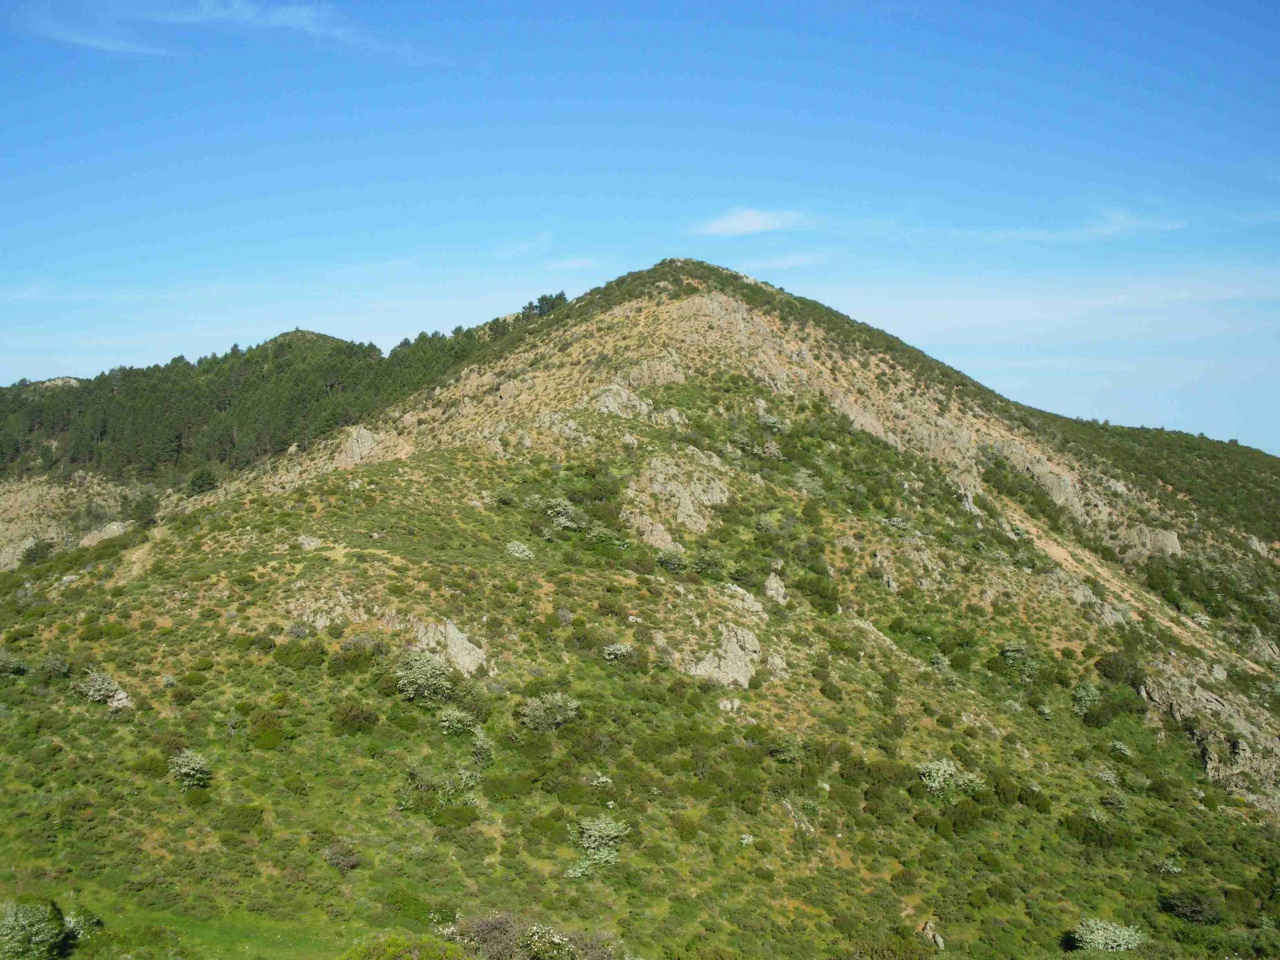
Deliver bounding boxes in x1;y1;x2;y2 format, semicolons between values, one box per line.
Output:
622;447;731;550
421;620;487;676
721;584;765;619
765;572;788;604
623;510;681;552
339;426;379;468
627;354;686;388
1120;524;1181;560
1142;662;1280;811
79;521;129;548
589;383;653;420
685;624;761;688
107;687;133;712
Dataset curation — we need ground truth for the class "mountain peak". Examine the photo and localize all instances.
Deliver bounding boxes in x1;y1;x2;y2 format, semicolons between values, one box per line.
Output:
0;260;1278;959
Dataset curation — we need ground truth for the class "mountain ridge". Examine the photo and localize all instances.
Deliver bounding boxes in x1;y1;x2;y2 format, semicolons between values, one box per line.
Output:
1;260;1279;960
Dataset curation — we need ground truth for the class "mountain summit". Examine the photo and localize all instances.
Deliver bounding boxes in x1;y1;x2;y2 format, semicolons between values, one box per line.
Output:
1;260;1278;959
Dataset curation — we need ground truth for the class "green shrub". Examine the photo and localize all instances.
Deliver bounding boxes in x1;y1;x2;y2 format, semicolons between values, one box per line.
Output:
1158;887;1224;925
332;700;379;735
337;934;470;960
273;640;327;671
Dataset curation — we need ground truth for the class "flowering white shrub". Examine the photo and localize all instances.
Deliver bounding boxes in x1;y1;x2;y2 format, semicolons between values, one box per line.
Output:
1126;771;1151;790
471;727;494;766
0;900;65;960
438;706;473;736
1110;739;1133;758
1096;767;1120;788
78;671;121;704
565;814;630;876
1074;917;1147;951
918;759;984;800
1154;857;1183;875
519;692;580;732
505;541;534;561
1072;681;1101;716
740;833;755;847
36;656;69;679
167;749;212;789
578;815;630;852
602;643;634;662
520;923;576;960
395;648;454;705
64;910;102;942
587;524;626;549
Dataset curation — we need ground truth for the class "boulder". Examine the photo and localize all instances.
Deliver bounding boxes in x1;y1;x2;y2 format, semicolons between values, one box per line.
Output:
686;624;761;688
79;521;129;548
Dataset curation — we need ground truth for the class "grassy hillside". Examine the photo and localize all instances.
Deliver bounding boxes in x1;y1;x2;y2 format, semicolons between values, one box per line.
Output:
2;262;1280;960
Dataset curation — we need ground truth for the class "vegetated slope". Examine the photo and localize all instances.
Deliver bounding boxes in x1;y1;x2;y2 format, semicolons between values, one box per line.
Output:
1;261;1279;960
0;295;567;481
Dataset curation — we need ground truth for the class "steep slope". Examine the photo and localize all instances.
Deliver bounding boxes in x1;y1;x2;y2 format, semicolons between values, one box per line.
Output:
1;261;1279;960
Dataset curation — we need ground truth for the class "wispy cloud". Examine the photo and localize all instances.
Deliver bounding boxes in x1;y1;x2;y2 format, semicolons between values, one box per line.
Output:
142;1;364;44
693;208;806;237
740;253;825;270
21;1;398;55
26;14;173;54
980;209;1184;242
546;258;597;270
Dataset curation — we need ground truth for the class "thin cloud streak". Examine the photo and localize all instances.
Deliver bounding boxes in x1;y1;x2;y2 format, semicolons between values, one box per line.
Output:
25;12;173;54
20;1;422;57
693;208;806;237
142;1;364;44
979;209;1185;242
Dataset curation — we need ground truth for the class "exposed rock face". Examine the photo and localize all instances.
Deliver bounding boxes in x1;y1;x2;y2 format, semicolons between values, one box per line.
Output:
590;383;653;420
421;620;487;676
1069;582;1098;606
298;535;323;550
107;687;133;712
764;572;788;604
921;920;945;951
1248;535;1272;558
686;624;761;688
1121;524;1181;560
1142;662;1280;811
656;407;688;428
721;584;765;618
1098;603;1127;628
622;447;730;549
79;521;129;548
0;474;129;571
627;354;686;388
623;510;682;552
340;426;378;468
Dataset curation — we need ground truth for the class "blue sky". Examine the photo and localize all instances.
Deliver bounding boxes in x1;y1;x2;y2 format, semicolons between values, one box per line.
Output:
2;1;1278;453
